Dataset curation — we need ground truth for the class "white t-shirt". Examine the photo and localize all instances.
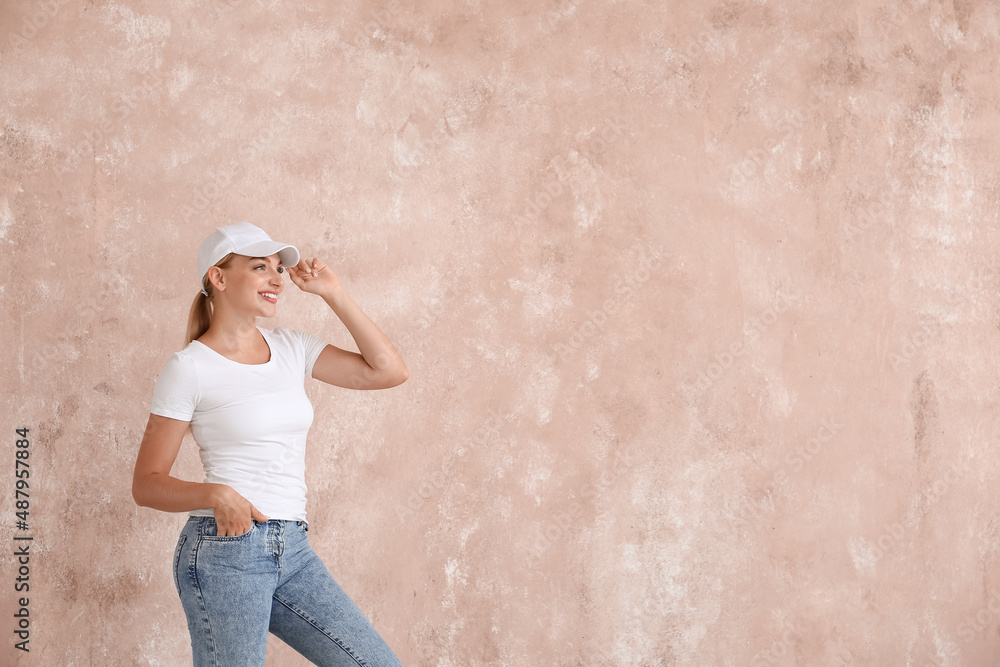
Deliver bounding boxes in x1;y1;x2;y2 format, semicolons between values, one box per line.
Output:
148;326;328;522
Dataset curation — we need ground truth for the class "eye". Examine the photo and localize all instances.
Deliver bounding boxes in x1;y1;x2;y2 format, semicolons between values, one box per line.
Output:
277;266;284;274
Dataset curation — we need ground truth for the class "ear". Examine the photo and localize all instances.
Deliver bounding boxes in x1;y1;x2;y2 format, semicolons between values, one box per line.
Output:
208;266;225;292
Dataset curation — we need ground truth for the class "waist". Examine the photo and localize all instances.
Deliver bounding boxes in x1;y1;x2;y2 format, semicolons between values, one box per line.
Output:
186;515;308;529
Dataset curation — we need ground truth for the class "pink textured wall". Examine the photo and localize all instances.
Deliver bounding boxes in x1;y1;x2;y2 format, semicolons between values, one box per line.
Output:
4;0;1000;664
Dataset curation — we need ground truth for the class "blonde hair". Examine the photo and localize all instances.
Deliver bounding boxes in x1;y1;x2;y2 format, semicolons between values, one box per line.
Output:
185;253;236;345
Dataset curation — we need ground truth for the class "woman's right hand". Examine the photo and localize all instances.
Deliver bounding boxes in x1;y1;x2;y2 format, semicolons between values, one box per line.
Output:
211;484;270;536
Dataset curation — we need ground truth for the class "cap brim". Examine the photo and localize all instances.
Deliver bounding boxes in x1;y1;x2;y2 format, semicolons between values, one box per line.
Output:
234;240;300;269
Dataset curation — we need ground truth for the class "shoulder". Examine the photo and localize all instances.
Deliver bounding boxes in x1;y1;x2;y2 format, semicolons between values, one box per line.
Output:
265;326;315;344
264;326;295;342
154;345;211;385
150;348;202;417
162;347;197;369
261;326;305;351
262;327;328;366
156;348;199;379
151;348;202;406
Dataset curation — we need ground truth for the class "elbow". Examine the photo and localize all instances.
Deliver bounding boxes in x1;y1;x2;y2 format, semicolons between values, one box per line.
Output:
392;365;410;386
131;477;149;508
381;358;408;387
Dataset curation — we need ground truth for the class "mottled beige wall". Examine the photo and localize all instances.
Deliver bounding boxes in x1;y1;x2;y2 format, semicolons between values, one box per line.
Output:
3;0;1000;664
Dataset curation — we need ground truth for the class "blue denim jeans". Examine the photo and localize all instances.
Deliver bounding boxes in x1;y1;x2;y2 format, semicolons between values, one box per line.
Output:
173;515;404;666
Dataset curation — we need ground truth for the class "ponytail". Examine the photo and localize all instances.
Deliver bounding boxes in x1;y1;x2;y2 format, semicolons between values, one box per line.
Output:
185;290;213;346
184;253;236;345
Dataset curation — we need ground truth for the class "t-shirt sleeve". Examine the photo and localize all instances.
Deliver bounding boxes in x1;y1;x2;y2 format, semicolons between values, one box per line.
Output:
280;328;329;379
149;352;200;421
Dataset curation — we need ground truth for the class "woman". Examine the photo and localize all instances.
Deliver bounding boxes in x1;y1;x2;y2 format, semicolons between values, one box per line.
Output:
131;222;409;666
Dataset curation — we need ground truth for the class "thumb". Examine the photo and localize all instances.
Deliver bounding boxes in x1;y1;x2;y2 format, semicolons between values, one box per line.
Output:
250;505;270;522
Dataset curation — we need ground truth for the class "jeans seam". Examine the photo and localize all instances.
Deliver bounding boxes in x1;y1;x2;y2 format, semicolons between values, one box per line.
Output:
190;521;219;666
172;534;187;594
272;593;368;667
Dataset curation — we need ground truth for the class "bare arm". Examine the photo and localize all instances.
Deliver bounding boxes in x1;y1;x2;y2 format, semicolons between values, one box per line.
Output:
309;290;410;389
131;413;268;535
287;257;409;390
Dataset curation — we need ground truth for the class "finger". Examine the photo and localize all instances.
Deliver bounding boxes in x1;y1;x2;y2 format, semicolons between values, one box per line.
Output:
286;266;305;288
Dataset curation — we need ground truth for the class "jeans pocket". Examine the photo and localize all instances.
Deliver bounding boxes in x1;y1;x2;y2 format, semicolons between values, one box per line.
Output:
172;534;187;593
200;520;257;541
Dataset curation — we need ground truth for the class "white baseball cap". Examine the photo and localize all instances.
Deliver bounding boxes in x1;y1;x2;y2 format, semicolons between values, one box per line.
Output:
198;222;300;295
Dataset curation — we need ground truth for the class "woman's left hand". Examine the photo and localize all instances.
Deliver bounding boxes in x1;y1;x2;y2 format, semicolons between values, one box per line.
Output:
287;257;342;297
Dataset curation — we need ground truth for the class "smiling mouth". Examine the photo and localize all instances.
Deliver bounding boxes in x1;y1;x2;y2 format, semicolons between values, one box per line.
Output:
259;292;278;304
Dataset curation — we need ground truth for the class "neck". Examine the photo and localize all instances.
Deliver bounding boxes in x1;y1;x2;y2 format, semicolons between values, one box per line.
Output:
202;303;263;349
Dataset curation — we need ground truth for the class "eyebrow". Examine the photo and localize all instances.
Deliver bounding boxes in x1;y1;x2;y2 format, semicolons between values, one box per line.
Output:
248;256;282;264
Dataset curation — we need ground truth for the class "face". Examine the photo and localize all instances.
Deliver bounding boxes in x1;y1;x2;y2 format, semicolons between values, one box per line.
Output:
210;254;285;316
